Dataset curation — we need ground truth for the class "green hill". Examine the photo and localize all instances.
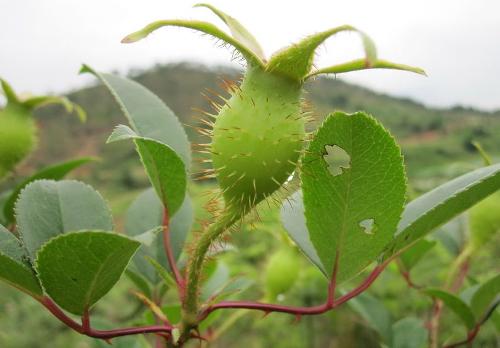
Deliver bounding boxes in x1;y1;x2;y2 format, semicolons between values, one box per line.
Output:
26;62;500;192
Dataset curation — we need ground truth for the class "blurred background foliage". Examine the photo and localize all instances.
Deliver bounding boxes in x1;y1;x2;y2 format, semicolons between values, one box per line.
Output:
0;62;499;347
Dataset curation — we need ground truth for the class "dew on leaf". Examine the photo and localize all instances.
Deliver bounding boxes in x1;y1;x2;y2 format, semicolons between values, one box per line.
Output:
323;145;351;176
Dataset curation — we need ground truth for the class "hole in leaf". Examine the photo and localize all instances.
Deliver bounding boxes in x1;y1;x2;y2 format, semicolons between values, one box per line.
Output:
359;219;375;235
323;145;351;176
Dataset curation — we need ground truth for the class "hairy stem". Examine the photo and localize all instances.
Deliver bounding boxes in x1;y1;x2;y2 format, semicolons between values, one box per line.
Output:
182;211;240;325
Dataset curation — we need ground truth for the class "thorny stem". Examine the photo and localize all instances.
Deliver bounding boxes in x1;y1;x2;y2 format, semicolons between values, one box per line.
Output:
182;211;240;325
162;208;184;290
197;257;388;322
40;297;174;340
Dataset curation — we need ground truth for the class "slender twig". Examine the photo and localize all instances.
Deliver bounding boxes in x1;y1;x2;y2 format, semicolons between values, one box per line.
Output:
396;259;422;289
40;297;173;340
162;207;184;288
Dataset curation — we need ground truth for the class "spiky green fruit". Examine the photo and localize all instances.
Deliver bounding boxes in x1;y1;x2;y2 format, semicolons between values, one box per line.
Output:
0;104;36;180
212;67;305;212
122;3;424;217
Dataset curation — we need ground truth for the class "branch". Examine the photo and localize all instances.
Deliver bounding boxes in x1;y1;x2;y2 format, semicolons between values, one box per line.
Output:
198;258;387;321
40;297;173;340
162;207;184;288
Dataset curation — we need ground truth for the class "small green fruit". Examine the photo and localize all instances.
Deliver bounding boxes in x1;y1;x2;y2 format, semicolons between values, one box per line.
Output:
265;248;300;299
0;104;36;180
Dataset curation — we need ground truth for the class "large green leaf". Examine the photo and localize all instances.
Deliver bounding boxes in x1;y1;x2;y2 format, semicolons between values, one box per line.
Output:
469;192;500;250
16;180;113;258
301;111;406;281
125;188;193;283
348;292;393;343
81;66;191;167
0;224;42;297
383;163;500;260
108;125;187;215
3;157;95;223
423;288;476;330
280;190;325;274
391;317;427;348
470;274;500;319
35;231;140;315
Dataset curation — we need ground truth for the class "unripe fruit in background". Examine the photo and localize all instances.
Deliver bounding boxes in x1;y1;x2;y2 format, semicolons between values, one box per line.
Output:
0;104;36;179
0;79;85;181
122;3;424;217
265;248;300;300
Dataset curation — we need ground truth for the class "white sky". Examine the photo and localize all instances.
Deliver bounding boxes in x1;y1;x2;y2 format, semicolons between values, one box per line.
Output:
1;0;499;110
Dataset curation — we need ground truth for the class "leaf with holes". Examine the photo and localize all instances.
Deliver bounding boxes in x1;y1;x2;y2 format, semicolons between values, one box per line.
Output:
125;188;193;283
424;289;476;330
80;66;190;167
383;163;500;260
35;231;140;315
3;157;95;223
108;125;187;215
0;224;42;297
301;111;406;281
16;180;113;258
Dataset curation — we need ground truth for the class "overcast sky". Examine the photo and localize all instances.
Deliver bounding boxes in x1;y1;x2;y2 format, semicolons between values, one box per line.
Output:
1;0;499;110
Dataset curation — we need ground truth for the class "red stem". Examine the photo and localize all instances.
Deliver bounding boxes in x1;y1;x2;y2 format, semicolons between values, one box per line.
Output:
198;257;387;321
40;297;173;340
163;208;184;289
443;324;480;348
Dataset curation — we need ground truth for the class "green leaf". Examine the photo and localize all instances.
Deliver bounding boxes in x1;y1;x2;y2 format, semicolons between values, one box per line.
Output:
280;191;325;274
125;270;152;299
125;188;193;284
348;292;393;343
383;163;500;260
301;111;406;281
469;192;500;250
423;288;476;330
0;224;42;297
267;25;377;81
391;317;427;348
21;95;86;122
35;231;140;315
432;215;468;256
470;274;500;319
120;20;264;67
80;66;191;167
0;78;19;103
307;59;426;78
3;157;95;223
108;126;187;215
194;3;265;60
16;180;113;258
400;239;436;271
144;256;177;289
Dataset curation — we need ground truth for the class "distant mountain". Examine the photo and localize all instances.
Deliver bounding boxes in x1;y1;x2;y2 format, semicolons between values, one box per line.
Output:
28;62;500;189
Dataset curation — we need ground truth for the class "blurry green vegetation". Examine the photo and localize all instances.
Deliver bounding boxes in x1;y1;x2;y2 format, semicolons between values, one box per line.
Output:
0;62;499;347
